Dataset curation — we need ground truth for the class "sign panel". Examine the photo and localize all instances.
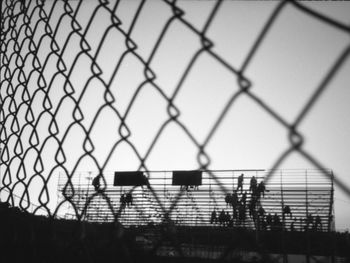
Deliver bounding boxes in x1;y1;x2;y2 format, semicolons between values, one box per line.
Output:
172;170;202;186
114;171;147;186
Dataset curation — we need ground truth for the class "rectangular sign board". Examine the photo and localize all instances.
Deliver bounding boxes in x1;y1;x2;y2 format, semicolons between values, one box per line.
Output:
114;171;147;186
172;170;202;186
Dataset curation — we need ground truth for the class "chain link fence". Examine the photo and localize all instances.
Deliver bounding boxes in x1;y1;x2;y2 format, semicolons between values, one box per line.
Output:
1;0;350;262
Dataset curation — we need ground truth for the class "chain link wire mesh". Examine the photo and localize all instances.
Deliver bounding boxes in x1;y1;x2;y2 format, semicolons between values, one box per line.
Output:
1;0;350;262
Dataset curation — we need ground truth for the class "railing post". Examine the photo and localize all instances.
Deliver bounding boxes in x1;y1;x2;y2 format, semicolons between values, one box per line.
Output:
280;170;288;263
305;170;310;263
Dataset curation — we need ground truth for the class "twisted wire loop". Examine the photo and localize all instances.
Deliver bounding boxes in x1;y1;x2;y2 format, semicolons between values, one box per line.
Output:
1;0;350;261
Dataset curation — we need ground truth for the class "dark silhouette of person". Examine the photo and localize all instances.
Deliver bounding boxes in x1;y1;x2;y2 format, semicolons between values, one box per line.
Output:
210;209;217;224
231;191;238;206
260;218;267;231
283;205;292;219
240;191;247;206
229;191;238;222
291;217;298;231
256;205;265;227
92;175;102;191
225;212;231;226
251;188;258;200
228;217;234;227
258;206;265;218
225;193;232;207
249;176;257;193
266;213;273;229
126;192;133;207
306;213;314;230
272;213;282;231
257;181;266;198
248;199;257;218
237;173;244;193
300;217;304;231
290;221;295;231
315;215;322;231
238;205;246;224
219;209;226;226
120;194;126;211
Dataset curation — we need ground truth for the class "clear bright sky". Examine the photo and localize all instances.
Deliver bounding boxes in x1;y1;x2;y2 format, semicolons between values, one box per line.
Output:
1;0;350;231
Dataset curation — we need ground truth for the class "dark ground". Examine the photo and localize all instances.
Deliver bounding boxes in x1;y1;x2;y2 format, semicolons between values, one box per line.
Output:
1;202;349;263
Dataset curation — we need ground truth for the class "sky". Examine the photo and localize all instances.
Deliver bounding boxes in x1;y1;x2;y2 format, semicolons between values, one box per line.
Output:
1;0;350;231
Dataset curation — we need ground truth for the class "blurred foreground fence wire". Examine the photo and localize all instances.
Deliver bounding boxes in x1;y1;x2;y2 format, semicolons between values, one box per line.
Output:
1;0;350;262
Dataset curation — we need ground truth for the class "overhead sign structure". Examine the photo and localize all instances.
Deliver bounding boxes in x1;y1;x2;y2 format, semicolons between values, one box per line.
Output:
114;171;147;186
172;170;202;186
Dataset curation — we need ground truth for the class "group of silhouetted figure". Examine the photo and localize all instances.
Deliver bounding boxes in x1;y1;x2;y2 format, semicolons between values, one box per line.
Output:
211;205;324;232
211;174;267;226
92;175;134;212
209;174;325;232
91;173;326;231
92;175;133;211
120;192;133;211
